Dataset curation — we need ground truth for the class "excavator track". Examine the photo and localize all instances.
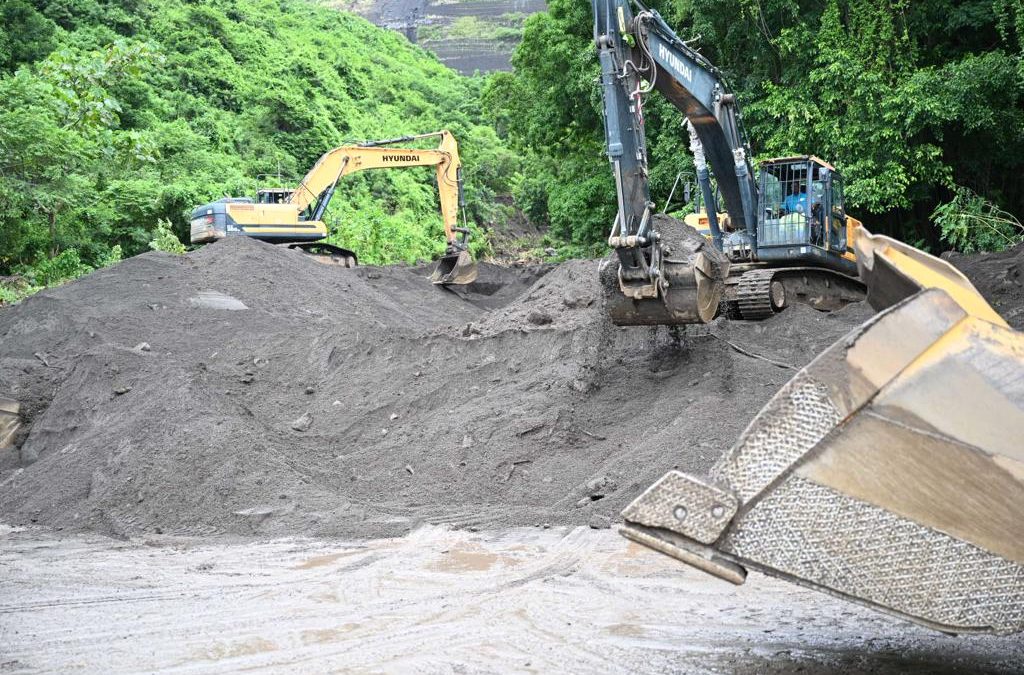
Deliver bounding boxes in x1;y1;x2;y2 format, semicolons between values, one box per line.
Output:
726;266;864;321
736;269;784;320
288;242;358;267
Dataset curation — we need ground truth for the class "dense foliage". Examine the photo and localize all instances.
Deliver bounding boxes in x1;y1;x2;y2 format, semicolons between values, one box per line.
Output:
484;0;1024;251
0;0;517;292
4;0;1022;302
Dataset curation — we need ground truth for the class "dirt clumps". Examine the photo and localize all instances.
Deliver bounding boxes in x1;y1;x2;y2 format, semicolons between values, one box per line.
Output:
948;243;1024;329
0;236;1015;540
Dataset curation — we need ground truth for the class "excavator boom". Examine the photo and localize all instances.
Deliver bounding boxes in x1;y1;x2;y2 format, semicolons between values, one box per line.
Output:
190;130;477;285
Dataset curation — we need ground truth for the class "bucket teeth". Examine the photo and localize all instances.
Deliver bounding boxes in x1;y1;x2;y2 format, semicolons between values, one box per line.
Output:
622;288;1024;635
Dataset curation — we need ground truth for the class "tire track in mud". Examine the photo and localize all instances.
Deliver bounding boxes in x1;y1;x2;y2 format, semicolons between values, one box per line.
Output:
2;525;1022;674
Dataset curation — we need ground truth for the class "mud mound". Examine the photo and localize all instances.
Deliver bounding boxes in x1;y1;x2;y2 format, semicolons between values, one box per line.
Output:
948;243;1024;329
0;238;1014;540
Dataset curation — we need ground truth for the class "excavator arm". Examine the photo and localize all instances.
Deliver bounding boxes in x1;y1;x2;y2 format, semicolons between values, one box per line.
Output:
289;131;472;274
594;0;764;324
594;0;756;236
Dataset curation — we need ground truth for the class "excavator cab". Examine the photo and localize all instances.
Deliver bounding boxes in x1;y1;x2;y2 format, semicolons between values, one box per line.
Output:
758;156;846;256
255;188;294;205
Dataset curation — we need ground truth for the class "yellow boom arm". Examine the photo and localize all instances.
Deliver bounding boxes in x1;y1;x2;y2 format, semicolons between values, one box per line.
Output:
290;130;464;246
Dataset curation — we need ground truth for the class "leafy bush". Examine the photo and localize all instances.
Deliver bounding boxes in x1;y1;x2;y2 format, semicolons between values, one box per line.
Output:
26;249;93;287
933;186;1024;253
149;219;186;254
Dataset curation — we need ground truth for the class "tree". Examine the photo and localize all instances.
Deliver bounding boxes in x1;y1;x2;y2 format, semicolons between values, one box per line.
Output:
490;0;1024;251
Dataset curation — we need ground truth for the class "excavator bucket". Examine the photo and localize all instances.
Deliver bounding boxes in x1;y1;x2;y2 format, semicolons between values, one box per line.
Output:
0;396;20;449
601;214;730;325
430;249;478;285
620;229;1024;634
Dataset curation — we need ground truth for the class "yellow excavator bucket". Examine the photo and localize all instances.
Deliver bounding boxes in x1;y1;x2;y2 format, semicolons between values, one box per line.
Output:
430;249;478;285
0;397;20;449
621;228;1024;634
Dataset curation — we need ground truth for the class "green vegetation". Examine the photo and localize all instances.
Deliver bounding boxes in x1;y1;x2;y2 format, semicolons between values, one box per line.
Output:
414;11;527;47
0;0;517;301
4;0;1023;307
484;0;1024;253
148;220;187;255
933;186;1024;254
446;16;523;42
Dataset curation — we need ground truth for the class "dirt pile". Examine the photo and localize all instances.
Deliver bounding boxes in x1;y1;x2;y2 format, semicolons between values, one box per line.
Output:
948;242;1024;329
0;237;1009;540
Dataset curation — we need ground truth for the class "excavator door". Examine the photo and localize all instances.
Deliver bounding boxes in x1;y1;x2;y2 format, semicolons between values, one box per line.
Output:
620;228;1024;634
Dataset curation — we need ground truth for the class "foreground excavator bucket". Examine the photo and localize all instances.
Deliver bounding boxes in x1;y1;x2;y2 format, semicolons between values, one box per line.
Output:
431;250;478;285
0;397;20;449
621;229;1024;634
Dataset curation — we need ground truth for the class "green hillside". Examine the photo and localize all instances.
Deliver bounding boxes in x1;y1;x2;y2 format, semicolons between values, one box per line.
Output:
484;0;1024;253
0;0;516;296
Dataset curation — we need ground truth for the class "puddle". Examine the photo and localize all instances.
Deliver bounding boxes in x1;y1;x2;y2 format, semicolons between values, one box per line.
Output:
294;549;363;569
429;545;503;572
189;291;248;310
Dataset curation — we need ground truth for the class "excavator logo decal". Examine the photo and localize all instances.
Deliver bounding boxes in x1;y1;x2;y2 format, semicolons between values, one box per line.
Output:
382;154;420;162
657;42;693;84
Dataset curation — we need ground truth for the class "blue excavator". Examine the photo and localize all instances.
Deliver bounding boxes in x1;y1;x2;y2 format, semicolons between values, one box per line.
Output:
593;0;1024;635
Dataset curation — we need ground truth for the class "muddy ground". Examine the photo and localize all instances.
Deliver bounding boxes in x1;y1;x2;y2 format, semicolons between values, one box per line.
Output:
947;243;1024;329
1;239;1022;541
0;236;887;540
2;524;1022;674
1;239;1023;671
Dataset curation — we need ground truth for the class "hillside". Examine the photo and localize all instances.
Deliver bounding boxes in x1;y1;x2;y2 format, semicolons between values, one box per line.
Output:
332;0;547;74
0;0;518;288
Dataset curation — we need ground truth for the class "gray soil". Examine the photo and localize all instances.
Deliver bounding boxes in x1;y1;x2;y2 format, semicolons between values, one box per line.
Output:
948;242;1024;329
3;238;1023;671
0;238;1019;544
0;236;880;540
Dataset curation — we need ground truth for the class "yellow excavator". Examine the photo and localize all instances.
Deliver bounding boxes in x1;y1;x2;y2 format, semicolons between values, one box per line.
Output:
189;130;477;284
595;0;1023;634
